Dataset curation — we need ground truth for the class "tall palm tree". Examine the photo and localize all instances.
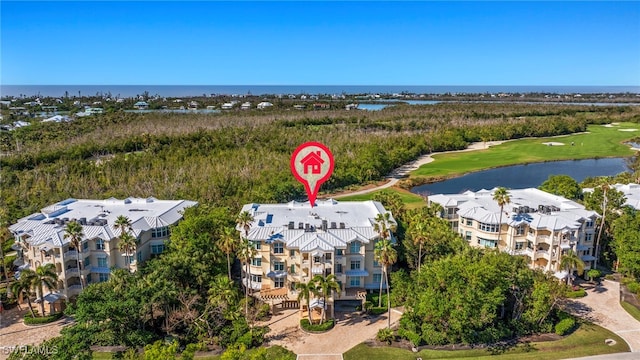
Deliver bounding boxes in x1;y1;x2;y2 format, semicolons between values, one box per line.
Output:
10;272;36;317
296;281;317;324
235;211;254;239
64;220;85;289
219;227;238;281
375;238;397;328
237;238;257;318
493;187;511;245
312;274;340;324
560;250;585;286
594;183;609;270
114;215;133;239
30;263;58;316
208;275;240;320
409;220;429;272
373;212;396;241
118;232;137;272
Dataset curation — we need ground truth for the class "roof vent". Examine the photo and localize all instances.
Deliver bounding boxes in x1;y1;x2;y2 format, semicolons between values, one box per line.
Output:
330;222;337;229
339;222;345;229
288;221;295;230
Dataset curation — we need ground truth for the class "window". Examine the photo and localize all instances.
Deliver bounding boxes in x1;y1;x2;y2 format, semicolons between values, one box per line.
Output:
250;274;262;283
290;249;296;257
528;228;535;236
478;237;498;248
516;226;526;236
314;256;321;263
151;244;165;254
349;277;361;286
478;222;499;233
336;263;342;273
465;231;472;241
96;239;105;250
373;273;382;283
274;261;284;271
325;253;331;261
290;264;295;273
373;259;381;267
82;241;89;252
290;282;297;291
336;249;344;256
585;233;593;242
465;218;473;226
83;257;91;267
253;241;261;250
527;241;534;250
349;242;361;254
585;220;594;228
97;257;107;268
273;242;283;254
152;226;169;238
350;260;361;270
274;278;284;288
99;273;109;282
137;251;142;263
251;258;261;267
515;242;524;250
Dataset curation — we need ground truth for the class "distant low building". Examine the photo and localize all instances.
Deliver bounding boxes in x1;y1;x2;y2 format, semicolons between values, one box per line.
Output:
257;101;273;110
241;102;252;110
134;101;149;110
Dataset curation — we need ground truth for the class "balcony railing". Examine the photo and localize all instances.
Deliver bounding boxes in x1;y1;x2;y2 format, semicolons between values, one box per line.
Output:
67;285;83;293
535;249;550;260
65;267;80;275
537;235;552;244
63;250;79;258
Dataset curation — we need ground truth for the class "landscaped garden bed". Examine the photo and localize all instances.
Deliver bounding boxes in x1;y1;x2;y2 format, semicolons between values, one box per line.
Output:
300;318;334;333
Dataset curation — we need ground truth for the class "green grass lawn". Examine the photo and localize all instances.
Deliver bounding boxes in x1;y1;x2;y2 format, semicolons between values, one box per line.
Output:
412;123;639;179
621;301;640;323
92;345;295;360
338;188;427;209
343;322;629;360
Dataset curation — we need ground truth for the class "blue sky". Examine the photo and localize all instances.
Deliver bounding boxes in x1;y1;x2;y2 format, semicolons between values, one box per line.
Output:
2;1;639;86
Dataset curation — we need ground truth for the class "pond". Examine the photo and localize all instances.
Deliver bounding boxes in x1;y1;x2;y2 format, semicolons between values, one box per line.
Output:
411;157;630;196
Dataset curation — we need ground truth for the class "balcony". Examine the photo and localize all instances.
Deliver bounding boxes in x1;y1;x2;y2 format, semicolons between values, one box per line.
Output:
11;243;22;251
63;250;79;258
535;249;550;260
249;264;263;274
65;267;80;276
241;277;262;291
67;285;83;295
537;235;552;244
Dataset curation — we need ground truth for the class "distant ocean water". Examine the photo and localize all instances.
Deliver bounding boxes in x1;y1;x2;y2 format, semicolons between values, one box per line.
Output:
2;85;639;98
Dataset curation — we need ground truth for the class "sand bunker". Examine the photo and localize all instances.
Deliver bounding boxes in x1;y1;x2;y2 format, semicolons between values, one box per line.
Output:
619;129;638;132
542;142;565;146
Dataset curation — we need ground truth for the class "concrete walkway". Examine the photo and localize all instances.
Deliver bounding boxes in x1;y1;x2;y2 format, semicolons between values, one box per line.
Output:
565;279;640;353
258;308;403;358
0;307;71;360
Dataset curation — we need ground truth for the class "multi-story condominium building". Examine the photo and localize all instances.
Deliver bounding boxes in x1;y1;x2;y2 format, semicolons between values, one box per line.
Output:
584;183;640;210
9;197;196;304
237;199;396;314
428;188;599;279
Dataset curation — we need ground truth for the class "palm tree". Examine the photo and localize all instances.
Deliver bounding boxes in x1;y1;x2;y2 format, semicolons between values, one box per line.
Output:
296;281;317;324
375;238;397;328
560;250;585;286
208;275;240;320
594;183;609;270
237;238;257;317
373;212;396;241
31;263;58;316
114;215;133;238
235;211;254;239
118;232;137;272
10;272;36;317
219;227;238;281
493;187;511;244
312;274;340;324
64;221;85;289
409;220;428;272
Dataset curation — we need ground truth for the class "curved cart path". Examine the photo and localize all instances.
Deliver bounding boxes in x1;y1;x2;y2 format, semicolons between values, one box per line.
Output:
333;141;505;198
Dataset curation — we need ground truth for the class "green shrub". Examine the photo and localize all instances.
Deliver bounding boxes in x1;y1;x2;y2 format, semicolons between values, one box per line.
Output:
300;319;334;332
605;274;615;281
566;288;587;298
555;317;576;336
377;328;395;345
255;303;271;321
368;307;387;315
626;281;640;295
24;311;63;325
587;269;602;281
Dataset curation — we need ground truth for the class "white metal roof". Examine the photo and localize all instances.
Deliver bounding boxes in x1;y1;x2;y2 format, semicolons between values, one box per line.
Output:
238;199;394;252
429;187;598;229
9;197;197;247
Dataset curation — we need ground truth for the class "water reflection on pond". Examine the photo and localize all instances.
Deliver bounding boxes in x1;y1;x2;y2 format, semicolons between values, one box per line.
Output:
411;158;630;196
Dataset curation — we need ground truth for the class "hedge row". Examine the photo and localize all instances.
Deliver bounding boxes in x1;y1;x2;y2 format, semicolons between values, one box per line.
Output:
300;319;334;332
24;312;64;325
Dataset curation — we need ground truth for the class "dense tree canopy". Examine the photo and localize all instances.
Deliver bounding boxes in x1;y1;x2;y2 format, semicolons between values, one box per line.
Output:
539;174;582;200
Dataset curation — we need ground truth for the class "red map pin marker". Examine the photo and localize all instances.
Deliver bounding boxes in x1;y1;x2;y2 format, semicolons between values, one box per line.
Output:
291;142;335;207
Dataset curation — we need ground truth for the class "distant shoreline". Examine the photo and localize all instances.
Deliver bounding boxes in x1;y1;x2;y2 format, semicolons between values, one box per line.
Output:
2;85;639;98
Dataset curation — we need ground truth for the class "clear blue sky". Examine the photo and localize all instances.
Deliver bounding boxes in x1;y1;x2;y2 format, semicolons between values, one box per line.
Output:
2;1;639;86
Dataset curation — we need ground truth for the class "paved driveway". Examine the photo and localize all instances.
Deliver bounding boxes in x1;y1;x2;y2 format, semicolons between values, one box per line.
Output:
565;279;640;353
0;307;70;360
257;307;403;358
